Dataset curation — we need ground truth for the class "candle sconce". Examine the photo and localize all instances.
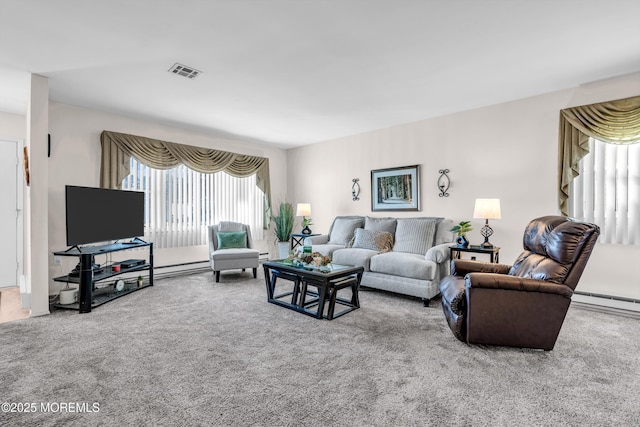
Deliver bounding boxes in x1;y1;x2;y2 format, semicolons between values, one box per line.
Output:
438;169;450;197
352;178;360;201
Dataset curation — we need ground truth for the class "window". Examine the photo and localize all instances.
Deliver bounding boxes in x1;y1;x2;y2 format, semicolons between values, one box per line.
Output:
569;137;640;245
122;158;264;248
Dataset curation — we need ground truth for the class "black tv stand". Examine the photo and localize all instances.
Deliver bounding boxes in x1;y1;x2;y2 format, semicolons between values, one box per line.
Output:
119;237;147;245
53;241;153;313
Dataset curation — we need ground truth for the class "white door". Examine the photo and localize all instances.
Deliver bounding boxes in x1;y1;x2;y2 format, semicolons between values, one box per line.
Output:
0;139;20;289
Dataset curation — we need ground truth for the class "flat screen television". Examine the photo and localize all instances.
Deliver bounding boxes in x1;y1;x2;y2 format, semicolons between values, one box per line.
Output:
65;185;145;247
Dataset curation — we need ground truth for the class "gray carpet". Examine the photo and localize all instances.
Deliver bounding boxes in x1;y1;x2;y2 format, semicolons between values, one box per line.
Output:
1;270;639;426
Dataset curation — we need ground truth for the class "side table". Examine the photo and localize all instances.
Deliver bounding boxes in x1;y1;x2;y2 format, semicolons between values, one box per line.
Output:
450;245;500;264
290;233;319;251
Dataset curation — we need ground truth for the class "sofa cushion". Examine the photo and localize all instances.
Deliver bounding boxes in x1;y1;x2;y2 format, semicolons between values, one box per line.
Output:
370;252;437;281
328;217;363;246
393;218;437;255
350;228;394;253
332;248;378;271
211;248;259;261
365;216;397;234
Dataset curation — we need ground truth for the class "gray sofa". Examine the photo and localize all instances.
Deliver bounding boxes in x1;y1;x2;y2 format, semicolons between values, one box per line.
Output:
303;216;454;305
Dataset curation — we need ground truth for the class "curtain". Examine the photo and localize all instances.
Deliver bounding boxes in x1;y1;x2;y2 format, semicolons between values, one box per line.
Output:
100;130;271;225
558;96;640;215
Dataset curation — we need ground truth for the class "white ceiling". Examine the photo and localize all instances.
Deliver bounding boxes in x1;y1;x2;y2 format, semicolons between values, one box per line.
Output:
1;0;639;148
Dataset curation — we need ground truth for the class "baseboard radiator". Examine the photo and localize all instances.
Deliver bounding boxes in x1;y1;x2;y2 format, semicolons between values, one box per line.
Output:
147;260;211;280
572;291;640;318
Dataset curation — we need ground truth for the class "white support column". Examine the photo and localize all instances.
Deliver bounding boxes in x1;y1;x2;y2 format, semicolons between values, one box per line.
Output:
27;74;49;317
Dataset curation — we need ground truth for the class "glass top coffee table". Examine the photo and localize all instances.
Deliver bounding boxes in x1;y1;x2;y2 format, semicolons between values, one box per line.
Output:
263;260;364;320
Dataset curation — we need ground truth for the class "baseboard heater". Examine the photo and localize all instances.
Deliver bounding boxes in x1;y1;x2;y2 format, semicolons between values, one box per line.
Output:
138;254;270;281
572;291;640;318
149;260;210;280
573;290;639;305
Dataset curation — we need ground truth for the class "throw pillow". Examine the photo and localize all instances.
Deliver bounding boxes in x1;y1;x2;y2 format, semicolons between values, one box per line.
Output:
217;231;247;249
435;218;454;245
393;218;437;255
364;216;397;234
328;218;363;246
351;228;394;253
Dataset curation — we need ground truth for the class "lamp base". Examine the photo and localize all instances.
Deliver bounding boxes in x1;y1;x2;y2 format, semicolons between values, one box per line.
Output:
479;221;494;249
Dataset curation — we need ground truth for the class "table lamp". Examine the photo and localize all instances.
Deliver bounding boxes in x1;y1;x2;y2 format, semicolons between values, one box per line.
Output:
473;198;501;248
296;203;312;234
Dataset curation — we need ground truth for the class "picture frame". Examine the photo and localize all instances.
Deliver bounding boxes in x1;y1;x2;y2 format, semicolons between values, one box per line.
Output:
371;165;420;212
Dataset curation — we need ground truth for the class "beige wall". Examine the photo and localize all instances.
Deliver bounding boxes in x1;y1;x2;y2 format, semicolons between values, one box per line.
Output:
0;111;25;139
287;72;640;300
47;103;288;293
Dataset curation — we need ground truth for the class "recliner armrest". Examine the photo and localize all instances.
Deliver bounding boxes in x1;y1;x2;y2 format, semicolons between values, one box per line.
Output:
451;259;511;276
465;273;574;298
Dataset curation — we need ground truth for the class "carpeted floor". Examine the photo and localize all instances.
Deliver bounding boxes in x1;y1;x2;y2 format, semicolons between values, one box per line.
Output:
1;270;639;426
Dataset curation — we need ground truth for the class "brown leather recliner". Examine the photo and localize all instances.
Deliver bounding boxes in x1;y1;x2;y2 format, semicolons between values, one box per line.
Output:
438;215;600;351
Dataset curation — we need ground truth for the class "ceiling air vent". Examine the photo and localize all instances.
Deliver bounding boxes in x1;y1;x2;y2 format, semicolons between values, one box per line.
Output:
168;63;202;79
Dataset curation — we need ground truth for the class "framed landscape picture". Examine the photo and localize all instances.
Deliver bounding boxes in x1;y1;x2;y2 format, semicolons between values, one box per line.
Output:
371;165;420;212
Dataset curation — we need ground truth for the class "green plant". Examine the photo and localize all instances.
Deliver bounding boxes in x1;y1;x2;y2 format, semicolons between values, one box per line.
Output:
271;202;295;242
302;217;313;227
450;221;473;237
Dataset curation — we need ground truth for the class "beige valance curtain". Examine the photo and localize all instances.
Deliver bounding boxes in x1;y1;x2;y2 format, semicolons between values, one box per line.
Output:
100;130;271;220
558;95;640;215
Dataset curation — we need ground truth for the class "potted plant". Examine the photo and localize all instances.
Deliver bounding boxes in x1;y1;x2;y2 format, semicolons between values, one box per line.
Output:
271;202;295;258
451;221;473;248
301;216;313;234
137;276;144;288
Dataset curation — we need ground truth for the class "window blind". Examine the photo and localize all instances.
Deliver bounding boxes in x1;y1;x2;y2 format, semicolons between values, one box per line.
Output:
123;159;264;248
570;137;640;245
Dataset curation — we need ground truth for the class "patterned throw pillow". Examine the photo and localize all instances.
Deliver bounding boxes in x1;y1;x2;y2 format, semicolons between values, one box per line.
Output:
350;228;394;253
217;231;247;249
392;218;437;255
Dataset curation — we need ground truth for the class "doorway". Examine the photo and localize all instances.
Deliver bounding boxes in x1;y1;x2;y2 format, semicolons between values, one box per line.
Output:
0;138;26;321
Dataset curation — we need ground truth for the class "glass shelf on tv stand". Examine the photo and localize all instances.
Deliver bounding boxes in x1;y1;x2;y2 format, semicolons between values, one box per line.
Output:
53;281;152;311
52;239;154;313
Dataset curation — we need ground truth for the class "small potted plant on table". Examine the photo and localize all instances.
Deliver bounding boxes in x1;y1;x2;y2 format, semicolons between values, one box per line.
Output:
451;221;473;248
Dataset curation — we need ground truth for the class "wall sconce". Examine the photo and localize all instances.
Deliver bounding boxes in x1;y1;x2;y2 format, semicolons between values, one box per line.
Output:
352;178;360;201
438;169;450;197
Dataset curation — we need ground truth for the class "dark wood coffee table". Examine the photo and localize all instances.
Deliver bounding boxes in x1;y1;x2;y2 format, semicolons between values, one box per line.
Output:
263;260;364;320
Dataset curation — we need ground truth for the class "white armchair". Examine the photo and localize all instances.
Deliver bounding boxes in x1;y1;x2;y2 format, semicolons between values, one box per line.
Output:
208;222;259;282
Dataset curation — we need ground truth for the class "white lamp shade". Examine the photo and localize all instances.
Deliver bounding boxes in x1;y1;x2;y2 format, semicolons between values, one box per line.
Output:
473;198;501;220
296;203;312;217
